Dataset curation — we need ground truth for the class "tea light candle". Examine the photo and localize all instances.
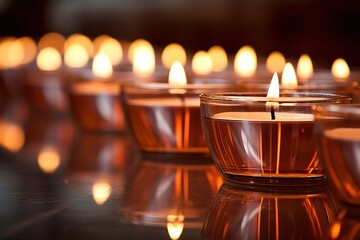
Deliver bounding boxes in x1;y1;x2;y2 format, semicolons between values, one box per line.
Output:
23;47;70;114
315;104;360;205
200;73;351;186
123;61;237;154
69;53;125;132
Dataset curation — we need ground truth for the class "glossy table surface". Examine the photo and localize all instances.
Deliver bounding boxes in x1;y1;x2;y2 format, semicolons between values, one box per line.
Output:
0;99;360;240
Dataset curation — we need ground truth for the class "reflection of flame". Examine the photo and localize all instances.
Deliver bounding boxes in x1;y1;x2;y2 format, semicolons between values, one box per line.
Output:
128;39;153;63
332;58;350;79
92;53;113;78
0;38;24;68
297;54;313;80
93;34;111;53
234;45;257;77
281;62;298;87
64;33;94;57
37;146;61;174
162;43;187;69
330;221;341;239
208;45;228;72
266;51;286;73
17;37;37;65
92;181;111;205
64;44;89;68
192;50;212;75
38;32;65;54
36;47;62;71
0;120;25;152
98;38;123;66
167;215;185;240
131;39;155;77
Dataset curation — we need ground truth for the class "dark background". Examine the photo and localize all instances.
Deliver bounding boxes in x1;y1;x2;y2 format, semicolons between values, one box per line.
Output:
1;0;360;68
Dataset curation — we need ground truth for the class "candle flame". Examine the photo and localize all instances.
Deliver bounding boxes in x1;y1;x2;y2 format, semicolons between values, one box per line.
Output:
0;38;25;68
36;47;62;71
0;120;25;152
296;54;313;80
161;43;187;69
92;181;111;205
131;39;155;77
332;58;350;79
64;33;94;57
281;62;298;87
266;51;286;73
191;50;212;75
234;45;257;77
267;73;280;99
38;32;65;54
64;44;89;68
169;61;187;86
92;53;113;78
17;37;37;65
167;215;185;240
208;45;228;71
37;146;61;174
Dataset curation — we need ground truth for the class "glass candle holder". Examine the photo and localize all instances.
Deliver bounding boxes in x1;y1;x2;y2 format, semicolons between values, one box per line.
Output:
202;183;337;240
122;79;237;154
200;92;351;186
315;104;360;206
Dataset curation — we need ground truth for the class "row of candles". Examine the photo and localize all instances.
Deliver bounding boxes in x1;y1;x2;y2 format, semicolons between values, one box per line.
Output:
1;33;360;240
1;33;360;192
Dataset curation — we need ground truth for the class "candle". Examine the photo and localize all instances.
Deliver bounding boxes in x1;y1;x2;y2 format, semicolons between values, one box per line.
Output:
23;47;71;114
315;104;360;205
200;74;351;185
69;53;125;132
122;61;237;153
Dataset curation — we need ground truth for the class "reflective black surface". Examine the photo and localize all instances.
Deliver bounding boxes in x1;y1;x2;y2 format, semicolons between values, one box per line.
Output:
0;96;354;240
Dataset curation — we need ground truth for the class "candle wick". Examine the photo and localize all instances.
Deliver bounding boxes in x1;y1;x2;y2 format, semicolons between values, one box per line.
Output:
271;106;275;120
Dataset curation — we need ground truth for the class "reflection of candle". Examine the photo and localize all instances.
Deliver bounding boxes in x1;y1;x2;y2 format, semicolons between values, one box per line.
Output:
201;82;351;185
123;61;236;153
92;180;111;205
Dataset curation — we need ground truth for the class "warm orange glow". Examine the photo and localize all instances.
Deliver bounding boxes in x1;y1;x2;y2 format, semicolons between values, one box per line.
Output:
167;215;185;240
208;45;228;71
37;146;61;174
267;73;280;98
281;62;298;87
93;34;111;53
0;120;25;152
64;33;94;57
36;47;62;71
191;50;212;75
0;38;25;68
234;45;257;77
64;44;89;68
98;37;123;66
332;58;350;79
92;181;111;205
38;32;65;54
296;54;313;80
266;51;286;73
161;43;187;69
128;39;153;63
17;37;37;64
92;53;113;78
132;40;155;77
330;221;341;239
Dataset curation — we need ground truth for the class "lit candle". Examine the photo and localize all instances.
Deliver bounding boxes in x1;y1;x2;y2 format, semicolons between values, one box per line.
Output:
315;104;360;205
23;47;70;113
123;61;237;153
69;53;125;132
200;75;351;185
